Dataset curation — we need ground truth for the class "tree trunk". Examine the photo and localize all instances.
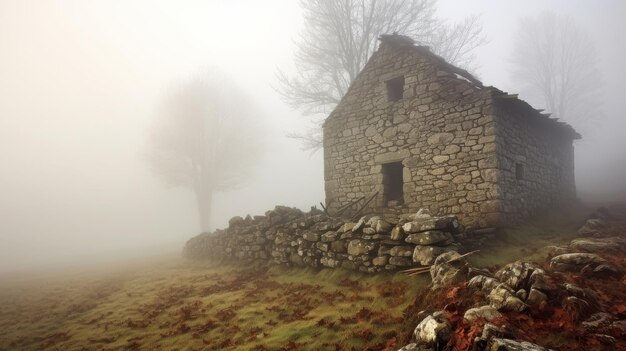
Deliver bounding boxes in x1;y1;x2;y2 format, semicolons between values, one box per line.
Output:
195;186;213;233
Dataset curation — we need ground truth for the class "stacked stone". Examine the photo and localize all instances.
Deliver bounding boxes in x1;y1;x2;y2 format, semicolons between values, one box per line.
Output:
184;206;464;273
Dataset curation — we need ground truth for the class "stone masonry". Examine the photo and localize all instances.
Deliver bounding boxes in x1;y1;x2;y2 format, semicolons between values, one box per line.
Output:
322;34;580;229
184;206;464;273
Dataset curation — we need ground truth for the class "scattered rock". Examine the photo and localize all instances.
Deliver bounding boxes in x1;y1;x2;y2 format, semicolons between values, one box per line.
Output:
413;311;451;348
525;288;547;308
464;305;502;323
495;261;536;291
550;253;608;272
488;284;526;312
430;251;467;289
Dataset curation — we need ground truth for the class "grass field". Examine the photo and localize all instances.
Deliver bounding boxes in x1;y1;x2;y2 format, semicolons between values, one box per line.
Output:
0;204;604;351
0;257;434;351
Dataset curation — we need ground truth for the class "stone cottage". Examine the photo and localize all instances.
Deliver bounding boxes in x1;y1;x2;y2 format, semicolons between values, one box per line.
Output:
322;34;580;229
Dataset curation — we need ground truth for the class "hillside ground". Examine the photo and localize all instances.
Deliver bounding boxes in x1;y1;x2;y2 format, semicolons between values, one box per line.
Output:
0;203;617;351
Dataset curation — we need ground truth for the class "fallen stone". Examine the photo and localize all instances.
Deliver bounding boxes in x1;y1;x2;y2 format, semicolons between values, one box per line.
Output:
468;275;500;293
430;251;467;289
413;311;451;347
526;288;547;308
550;253;608;272
464;305;502;323
528;269;557;293
495;261;536;291
488;284;526;312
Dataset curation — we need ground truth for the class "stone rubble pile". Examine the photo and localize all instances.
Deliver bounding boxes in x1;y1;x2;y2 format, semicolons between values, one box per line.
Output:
184;206;463;273
395;208;626;351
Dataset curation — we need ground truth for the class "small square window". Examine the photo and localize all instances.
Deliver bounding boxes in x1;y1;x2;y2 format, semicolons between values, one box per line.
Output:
515;163;524;180
386;76;404;102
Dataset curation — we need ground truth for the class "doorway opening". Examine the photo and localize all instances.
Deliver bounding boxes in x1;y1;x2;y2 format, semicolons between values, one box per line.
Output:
382;161;404;206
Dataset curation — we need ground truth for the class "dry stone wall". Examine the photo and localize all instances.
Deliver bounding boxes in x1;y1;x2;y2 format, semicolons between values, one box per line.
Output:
183;206;464;273
323;40;502;229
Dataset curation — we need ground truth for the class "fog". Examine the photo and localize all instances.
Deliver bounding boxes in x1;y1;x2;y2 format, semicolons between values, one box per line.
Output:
1;0;624;273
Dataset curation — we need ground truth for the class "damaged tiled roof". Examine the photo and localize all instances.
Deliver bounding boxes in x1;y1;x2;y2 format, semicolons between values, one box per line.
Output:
378;33;581;140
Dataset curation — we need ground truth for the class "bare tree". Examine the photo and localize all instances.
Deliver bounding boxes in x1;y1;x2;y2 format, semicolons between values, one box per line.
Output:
147;72;262;232
510;12;602;128
278;0;485;149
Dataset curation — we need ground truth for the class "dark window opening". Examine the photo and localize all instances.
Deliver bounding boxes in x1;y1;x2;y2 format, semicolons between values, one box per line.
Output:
382;162;404;205
515;163;524;180
386;76;405;102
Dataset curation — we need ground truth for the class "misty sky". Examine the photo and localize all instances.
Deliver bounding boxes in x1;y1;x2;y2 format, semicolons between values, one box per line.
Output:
1;0;625;273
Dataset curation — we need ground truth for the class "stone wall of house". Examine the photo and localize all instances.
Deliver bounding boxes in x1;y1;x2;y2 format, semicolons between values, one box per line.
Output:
323;39;503;229
493;101;577;224
184;206;464;273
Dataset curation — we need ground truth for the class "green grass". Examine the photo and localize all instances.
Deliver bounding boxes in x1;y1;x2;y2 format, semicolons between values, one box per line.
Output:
467;204;589;268
0;258;428;351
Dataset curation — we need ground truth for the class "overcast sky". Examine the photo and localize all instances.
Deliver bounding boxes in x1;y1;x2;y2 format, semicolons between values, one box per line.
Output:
1;0;624;273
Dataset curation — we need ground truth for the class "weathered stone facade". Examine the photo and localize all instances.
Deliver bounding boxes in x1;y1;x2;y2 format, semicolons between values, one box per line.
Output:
323;34;580;229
